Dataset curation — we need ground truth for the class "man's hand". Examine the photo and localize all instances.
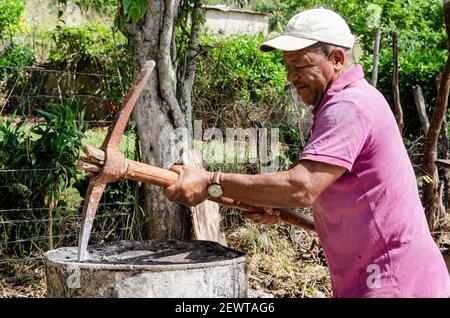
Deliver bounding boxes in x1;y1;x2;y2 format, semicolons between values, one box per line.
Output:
245;208;281;225
163;165;212;207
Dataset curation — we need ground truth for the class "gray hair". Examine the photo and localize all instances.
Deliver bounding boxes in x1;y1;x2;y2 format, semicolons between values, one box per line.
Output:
310;42;354;64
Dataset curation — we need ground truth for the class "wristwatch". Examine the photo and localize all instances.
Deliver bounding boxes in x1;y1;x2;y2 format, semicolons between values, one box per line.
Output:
207;172;223;198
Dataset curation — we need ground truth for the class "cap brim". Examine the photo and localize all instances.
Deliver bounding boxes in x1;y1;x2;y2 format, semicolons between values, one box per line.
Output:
260;35;317;52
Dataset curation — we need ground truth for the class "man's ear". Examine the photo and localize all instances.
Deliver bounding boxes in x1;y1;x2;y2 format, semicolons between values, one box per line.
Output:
329;48;345;71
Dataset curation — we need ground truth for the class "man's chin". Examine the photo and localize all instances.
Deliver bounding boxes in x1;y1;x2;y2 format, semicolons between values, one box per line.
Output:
297;94;313;106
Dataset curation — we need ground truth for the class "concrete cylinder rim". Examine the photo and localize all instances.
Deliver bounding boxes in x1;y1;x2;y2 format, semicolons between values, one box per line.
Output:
44;240;248;272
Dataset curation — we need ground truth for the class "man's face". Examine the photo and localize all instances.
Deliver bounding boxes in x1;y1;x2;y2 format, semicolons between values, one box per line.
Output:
284;47;338;107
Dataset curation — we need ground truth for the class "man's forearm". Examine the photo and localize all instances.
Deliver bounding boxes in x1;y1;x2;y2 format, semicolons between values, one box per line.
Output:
220;167;313;208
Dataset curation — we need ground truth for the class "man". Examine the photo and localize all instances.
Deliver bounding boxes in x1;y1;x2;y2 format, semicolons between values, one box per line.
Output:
164;8;450;298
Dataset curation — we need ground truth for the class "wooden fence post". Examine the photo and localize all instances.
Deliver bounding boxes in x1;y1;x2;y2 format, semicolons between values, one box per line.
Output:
392;32;404;135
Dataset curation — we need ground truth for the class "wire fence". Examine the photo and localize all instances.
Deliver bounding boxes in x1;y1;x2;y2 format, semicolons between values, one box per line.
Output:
0;163;141;268
0;65;116;78
0;60;331;285
0;55;138;282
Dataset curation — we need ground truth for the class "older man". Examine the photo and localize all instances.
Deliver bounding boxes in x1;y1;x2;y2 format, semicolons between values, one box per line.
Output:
164;8;450;298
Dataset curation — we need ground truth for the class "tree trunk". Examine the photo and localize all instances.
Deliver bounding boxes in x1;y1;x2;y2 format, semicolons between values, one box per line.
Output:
423;0;450;230
178;1;203;133
441;114;450;208
392;32;404;135
413;85;430;135
371;27;381;88
124;0;203;240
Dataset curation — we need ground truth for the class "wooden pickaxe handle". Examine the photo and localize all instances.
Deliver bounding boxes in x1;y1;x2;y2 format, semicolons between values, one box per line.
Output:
122;159;315;231
80;146;315;231
124;160;179;187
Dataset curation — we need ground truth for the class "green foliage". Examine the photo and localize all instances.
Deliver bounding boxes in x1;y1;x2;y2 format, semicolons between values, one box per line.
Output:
195;33;287;123
48;24;133;104
122;0;148;24
251;0;300;32
48;24;130;72
279;125;303;164
252;0;447;136
193;32;289;128
0;114;28;169
0;101;86;206
72;0;118;15
115;0;148;30
32;102;87;206
0;0;24;40
0;43;36;81
0;102;86;255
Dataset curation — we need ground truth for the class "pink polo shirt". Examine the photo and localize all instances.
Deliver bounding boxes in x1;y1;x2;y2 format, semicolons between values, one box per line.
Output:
299;65;450;298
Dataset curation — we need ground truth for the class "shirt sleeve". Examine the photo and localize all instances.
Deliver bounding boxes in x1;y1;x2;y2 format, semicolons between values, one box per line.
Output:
299;101;370;172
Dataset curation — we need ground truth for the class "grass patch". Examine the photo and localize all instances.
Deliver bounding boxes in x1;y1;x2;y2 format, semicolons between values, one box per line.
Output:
83;127;137;159
226;221;332;298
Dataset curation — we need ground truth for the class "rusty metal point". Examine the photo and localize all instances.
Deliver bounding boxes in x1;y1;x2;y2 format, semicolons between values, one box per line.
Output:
77;60;155;261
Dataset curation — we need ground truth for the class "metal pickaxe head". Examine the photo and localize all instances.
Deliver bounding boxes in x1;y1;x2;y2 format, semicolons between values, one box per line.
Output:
77;61;156;261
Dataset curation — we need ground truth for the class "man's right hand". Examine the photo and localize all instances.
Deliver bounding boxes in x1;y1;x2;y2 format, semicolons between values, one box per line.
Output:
245;207;281;225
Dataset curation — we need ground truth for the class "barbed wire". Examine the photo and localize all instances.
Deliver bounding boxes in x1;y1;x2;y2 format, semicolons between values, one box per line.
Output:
0;168;57;173
8;94;108;101
0;65;118;78
3;228;131;245
0;202;134;213
0;212;129;225
0;119;117;125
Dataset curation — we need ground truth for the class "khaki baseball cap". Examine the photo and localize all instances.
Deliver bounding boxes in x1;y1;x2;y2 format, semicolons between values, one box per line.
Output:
260;8;355;52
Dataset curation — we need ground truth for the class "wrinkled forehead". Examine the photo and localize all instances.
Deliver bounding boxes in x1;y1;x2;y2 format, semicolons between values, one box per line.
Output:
283;47;319;64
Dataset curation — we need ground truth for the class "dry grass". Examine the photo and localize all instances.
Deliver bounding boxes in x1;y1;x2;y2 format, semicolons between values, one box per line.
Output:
226;222;332;298
0;256;46;298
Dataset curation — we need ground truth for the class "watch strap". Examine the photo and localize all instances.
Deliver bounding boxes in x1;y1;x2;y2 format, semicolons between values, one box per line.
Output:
210;171;221;186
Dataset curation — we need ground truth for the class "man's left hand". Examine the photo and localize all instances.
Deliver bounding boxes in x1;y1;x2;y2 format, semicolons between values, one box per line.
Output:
245;207;281;225
163;166;212;207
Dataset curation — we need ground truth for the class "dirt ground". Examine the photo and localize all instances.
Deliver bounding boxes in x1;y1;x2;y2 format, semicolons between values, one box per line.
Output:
0;224;332;298
0;224;448;298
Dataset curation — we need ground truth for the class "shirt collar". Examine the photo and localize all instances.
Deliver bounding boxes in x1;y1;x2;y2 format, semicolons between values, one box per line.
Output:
312;65;365;116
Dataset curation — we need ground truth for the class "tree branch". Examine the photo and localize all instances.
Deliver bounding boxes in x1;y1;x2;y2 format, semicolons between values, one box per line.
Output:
371;27;381;87
158;0;185;129
413;85;430;135
178;0;204;133
392;32;403;135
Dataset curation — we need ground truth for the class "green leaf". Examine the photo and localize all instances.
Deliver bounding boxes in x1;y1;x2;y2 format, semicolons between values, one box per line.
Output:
122;0;148;25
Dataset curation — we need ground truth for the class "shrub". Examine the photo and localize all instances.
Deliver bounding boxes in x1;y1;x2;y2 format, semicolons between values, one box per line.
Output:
47;24;133;105
48;24;131;73
0;0;25;40
72;0;118;15
0;101;86;256
194;32;289;128
0;43;36;81
0;0;33;85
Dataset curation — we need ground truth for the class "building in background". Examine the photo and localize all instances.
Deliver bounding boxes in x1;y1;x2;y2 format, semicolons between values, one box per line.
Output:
204;5;269;36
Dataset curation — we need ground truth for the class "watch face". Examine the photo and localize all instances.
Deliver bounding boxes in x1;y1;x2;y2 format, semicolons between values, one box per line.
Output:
207;184;223;198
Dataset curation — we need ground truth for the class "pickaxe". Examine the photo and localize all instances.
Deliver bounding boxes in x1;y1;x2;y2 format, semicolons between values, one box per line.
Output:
77;60;315;261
